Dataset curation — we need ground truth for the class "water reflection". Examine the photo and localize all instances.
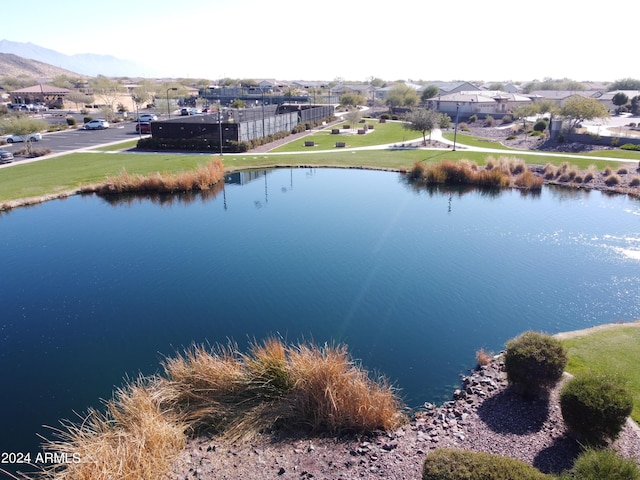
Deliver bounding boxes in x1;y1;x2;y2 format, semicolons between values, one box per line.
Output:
91;180;225;208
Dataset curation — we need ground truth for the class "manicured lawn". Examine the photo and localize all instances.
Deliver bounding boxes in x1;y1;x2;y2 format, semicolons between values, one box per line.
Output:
441;132;511;150
0;152;208;202
271;121;422;152
559;322;640;424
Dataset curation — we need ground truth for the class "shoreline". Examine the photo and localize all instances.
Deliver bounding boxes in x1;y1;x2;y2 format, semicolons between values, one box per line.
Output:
2;159;639;213
553;319;640;340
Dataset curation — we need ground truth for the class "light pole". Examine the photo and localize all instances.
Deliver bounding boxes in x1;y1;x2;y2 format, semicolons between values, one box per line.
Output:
166;87;178;118
453;102;460;152
218;99;223;157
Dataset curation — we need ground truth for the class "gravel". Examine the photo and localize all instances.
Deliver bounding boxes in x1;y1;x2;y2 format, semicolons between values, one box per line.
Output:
167;358;640;479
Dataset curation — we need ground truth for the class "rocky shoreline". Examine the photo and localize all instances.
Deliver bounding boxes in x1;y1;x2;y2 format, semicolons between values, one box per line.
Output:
168;357;640;479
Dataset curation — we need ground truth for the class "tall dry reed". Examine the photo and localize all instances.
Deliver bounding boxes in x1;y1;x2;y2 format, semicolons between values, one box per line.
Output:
36;378;185;480
88;157;224;195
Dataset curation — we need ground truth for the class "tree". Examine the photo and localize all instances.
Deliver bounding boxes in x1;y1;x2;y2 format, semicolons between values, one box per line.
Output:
420;85;439;104
65;92;95;111
344;109;362;127
90;76;123;112
340;93;365;108
560;96;610;130
404;108;439;145
607;77;640;91
438;113;451;129
631;96;640;116
0;117;48;155
611;92;629;114
386;83;419;108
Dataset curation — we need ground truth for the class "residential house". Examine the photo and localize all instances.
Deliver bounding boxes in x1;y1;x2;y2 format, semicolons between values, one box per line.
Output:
596;90;640;112
526;90;601;107
426;91;532;119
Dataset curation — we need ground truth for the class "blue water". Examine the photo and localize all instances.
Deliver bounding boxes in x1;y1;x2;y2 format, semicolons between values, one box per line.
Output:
0;168;639;464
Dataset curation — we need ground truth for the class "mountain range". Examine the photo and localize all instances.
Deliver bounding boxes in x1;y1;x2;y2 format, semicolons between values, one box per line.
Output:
0;39;156;77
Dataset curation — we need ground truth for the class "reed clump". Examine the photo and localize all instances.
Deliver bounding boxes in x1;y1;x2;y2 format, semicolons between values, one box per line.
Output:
37;377;186;480
160;339;405;440
88;157;224;195
410;160;510;188
514;169;543;191
33;339;404;480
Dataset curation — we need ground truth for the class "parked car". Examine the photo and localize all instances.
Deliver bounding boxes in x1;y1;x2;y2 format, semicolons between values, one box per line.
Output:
180;107;202;116
135;114;158;122
0;149;14;164
135;122;152;134
1;132;42;143
84;119;110;130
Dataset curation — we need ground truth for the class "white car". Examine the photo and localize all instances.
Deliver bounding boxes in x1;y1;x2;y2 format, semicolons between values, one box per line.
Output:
84;119;110;130
135;114;158;122
2;132;43;143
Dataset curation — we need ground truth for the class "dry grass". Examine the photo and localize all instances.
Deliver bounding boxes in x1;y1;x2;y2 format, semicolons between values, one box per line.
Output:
84;157;224;195
514;169;544;191
475;349;494;367
160;339;405;440
286;343;404;432
410;160;510;188
28;339;404;480
35;378;186;480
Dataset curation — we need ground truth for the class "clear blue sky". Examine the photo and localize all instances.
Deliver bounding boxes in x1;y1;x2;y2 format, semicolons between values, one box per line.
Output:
2;0;636;82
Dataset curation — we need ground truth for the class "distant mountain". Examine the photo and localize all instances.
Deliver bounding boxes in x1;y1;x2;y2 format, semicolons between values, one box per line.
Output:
0;52;81;79
0;39;157;77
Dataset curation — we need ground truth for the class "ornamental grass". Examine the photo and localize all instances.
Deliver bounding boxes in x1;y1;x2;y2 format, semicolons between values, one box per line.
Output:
30;338;404;480
85;157;224;195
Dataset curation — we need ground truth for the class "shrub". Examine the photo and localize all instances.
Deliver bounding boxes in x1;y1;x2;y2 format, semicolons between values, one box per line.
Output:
504;331;568;397
630;176;640;187
604;166;613;175
557;134;565;143
458;122;470;132
617;167;628;174
506;135;516;140
468;114;477;123
484;115;495;126
604;174;621;186
83;116;93;123
501;114;513;124
621;143;640;151
66;116;77;126
560;373;633;444
533;119;548;132
514;169;543;191
422;448;553;480
568;448;640;480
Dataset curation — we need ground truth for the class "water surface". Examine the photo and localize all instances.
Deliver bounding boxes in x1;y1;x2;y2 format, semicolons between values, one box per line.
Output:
1;168;638;461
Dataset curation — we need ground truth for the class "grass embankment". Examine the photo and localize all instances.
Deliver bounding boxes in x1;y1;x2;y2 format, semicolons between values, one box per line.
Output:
557;321;640;425
31;339;403;480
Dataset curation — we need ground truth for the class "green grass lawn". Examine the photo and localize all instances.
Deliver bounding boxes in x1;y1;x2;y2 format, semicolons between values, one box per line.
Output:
271;121;422;152
559;323;640;424
441;132;511;150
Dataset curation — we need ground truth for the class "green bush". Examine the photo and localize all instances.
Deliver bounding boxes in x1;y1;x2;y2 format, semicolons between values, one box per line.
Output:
468;114;477;123
504;331;568;397
621;143;640;151
564;448;640;480
533;119;548;132
560;373;633;444
422;448;553;480
557;134;565;143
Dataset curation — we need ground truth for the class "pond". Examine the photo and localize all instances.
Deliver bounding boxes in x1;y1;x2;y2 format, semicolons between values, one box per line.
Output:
1;167;639;463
